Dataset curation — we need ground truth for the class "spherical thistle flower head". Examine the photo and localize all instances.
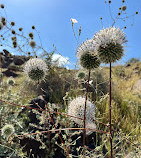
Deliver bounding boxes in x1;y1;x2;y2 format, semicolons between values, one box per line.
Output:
77;71;85;79
80;52;100;70
121;5;127;11
1;124;15;138
0;4;4;9
0;22;3;30
77;39;100;70
24;58;48;82
7;77;15;86
29;40;36;48
68;97;96;133
94;26;127;63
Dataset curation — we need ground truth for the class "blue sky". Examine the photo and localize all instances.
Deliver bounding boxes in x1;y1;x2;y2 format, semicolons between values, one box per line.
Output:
0;0;141;67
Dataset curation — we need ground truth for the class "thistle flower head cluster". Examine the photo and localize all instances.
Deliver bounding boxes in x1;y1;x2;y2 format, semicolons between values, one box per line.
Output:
77;39;100;69
94;26;127;63
24;58;48;82
68;97;96;130
1;124;15;138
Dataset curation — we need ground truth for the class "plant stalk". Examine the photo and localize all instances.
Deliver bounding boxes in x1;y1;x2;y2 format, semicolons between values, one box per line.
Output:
83;70;91;158
109;62;113;158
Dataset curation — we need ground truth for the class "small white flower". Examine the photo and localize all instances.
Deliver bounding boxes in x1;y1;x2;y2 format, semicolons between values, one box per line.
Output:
70;18;78;24
24;58;48;82
68;97;96;134
89;80;93;85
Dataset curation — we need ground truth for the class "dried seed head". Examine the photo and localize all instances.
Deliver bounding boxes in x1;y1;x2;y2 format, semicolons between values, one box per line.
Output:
29;41;36;48
0;4;4;9
121;5;127;11
32;25;35;29
11;21;15;26
11;36;17;41
28;32;34;38
11;30;16;34
19;28;23;31
1;17;5;22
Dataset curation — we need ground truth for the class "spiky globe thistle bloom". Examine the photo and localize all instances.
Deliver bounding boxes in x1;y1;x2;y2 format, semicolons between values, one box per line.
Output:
24;58;48;82
68;97;96;130
7;77;15;86
94;27;127;63
77;39;100;70
77;71;85;79
1;124;15;138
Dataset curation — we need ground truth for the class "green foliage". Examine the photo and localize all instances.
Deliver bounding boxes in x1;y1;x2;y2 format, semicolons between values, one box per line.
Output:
127;58;140;64
114;66;125;78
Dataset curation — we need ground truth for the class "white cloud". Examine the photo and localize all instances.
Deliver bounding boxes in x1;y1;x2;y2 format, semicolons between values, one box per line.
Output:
52;54;69;67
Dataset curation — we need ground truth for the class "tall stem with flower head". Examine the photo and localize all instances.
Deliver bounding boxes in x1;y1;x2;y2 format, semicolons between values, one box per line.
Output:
83;70;91;157
76;39;100;157
94;26;127;158
109;62;113;158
